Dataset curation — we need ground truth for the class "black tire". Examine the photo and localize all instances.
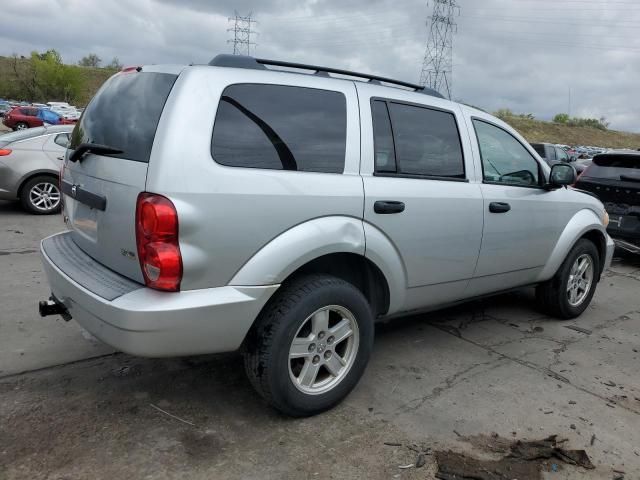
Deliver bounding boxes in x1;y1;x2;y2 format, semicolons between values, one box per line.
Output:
15;122;28;130
20;175;61;215
536;239;600;319
244;274;374;417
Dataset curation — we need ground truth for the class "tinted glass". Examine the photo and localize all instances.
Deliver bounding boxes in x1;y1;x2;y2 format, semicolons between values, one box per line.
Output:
531;143;546;158
70;72;177;163
212;84;346;173
586;154;640;179
371;100;396;173
473;120;540;186
387;102;464;178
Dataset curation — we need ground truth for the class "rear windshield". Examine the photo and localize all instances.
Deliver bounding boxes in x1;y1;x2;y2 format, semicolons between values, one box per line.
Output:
70;72;177;163
530;143;546;158
586;154;640;179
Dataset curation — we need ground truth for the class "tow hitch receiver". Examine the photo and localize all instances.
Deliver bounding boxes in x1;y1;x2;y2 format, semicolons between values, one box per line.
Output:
39;296;72;321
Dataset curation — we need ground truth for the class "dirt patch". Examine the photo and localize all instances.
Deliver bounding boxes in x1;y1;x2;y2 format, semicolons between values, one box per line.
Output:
435;434;594;480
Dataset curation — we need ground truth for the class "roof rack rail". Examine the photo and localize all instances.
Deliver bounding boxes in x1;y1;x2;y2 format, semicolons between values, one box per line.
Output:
208;54;444;99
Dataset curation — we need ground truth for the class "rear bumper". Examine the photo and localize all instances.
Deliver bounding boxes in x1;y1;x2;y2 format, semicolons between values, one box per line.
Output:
40;232;279;357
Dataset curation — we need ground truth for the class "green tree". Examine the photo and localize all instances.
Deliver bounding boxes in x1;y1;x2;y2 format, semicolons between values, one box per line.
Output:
78;53;101;67
31;49;85;102
553;113;570;124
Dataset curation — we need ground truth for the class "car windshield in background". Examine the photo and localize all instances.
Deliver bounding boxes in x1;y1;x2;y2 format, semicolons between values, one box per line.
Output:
586;154;640;179
70;72;177;163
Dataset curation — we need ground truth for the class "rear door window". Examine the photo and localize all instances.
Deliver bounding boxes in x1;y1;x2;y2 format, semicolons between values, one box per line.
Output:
211;84;347;173
371;100;465;179
69;72;177;163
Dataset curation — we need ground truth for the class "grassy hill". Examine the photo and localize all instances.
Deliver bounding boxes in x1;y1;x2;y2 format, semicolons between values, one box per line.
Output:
500;115;640;149
0;55;112;106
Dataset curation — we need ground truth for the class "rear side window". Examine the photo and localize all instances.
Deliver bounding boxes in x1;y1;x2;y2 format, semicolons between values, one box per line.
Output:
70;72;177;163
212;84;346;173
372;100;465;179
586;154;640;179
531;144;546;158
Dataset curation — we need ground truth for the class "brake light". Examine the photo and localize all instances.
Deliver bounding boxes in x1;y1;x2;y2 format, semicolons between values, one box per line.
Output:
121;66;142;73
135;193;182;291
0;149;11;156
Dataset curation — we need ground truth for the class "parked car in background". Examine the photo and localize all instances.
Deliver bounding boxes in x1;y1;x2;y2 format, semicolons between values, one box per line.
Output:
574;158;592;175
39;56;613;416
530;142;572;165
2;107;75;130
574;152;640;254
0;125;72;214
0;102;11;117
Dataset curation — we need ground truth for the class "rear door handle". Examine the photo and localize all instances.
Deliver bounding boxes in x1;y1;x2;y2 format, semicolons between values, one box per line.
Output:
489;202;511;213
374;200;405;214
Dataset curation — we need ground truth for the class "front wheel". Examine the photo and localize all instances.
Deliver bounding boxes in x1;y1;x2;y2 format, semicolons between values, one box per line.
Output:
244;274;374;417
15;122;28;130
536;239;600;319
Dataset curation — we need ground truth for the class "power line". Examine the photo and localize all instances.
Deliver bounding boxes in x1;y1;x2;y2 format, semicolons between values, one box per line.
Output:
419;0;460;99
227;11;257;56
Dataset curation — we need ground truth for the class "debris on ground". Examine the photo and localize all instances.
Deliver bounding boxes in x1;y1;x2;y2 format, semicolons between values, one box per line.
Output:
435;434;595;479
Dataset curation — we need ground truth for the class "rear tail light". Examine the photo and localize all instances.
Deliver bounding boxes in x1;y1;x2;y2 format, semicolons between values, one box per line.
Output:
135;193;182;291
0;149;11;156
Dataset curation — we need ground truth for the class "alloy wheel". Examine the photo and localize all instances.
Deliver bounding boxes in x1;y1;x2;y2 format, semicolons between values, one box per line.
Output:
29;182;61;212
567;253;594;307
288;305;360;395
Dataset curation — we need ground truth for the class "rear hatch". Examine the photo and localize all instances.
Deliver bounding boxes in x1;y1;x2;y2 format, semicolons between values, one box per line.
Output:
63;69;178;283
575;153;640;238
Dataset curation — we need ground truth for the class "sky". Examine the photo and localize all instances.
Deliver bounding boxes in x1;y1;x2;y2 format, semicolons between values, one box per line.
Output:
1;0;639;131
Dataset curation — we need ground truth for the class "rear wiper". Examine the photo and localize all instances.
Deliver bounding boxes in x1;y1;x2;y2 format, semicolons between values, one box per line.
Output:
620;174;640;183
69;142;123;162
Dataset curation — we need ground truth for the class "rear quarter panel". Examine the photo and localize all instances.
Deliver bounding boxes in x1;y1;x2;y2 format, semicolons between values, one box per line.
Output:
146;67;365;290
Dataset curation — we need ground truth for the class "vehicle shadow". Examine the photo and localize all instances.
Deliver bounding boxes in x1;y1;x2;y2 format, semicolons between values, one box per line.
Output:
0;199;24;215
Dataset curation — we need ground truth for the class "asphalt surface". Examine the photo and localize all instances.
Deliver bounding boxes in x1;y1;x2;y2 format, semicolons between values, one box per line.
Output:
1;199;639;479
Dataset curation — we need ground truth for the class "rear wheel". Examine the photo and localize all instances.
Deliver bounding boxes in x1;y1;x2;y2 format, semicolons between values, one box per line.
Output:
244;274;374;417
20;175;61;215
15;122;28;130
536;239;600;319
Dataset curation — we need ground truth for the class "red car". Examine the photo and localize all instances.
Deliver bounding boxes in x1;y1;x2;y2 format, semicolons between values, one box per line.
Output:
2;106;75;130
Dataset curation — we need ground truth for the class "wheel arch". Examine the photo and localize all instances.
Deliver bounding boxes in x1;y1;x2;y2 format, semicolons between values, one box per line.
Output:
17;170;59;198
538;208;608;281
229;216;405;317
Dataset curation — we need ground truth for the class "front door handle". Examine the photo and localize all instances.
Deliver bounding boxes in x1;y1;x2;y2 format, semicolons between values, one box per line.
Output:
374;200;405;214
489;202;511;213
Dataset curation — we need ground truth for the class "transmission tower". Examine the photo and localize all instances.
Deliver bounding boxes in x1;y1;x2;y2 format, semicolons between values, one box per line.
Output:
227;12;257;56
419;0;459;99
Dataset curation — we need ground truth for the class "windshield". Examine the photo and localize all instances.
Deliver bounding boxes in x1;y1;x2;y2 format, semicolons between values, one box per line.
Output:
70;71;177;163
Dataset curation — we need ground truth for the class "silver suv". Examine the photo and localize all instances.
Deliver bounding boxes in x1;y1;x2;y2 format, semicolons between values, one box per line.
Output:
40;55;614;416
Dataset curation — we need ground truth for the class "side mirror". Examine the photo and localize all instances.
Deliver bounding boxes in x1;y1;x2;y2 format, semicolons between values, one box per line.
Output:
547;163;577;189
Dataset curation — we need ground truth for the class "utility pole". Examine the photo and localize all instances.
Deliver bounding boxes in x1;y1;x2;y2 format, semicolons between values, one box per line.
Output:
568;86;572;117
227;11;257;56
419;0;459;99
